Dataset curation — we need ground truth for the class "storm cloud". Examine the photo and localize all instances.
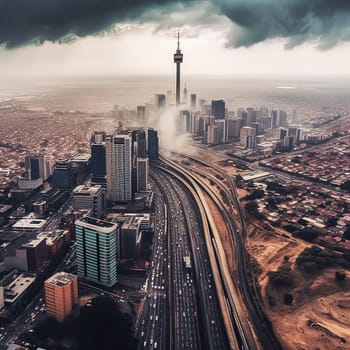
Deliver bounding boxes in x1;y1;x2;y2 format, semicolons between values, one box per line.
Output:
1;0;350;49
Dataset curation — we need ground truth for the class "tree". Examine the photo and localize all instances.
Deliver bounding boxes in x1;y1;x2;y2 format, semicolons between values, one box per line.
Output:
268;269;295;288
326;217;338;228
283;293;293;305
294;227;321;242
335;271;346;281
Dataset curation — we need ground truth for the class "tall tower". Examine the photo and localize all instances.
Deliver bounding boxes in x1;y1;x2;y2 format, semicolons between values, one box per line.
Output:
105;133;132;203
174;31;183;106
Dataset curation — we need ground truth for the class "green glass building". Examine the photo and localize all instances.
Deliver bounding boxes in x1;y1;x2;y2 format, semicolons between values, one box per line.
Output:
75;216;118;287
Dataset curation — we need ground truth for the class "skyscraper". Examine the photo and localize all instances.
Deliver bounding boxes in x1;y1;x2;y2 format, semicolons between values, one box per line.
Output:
25;154;47;180
183;84;188;104
174;31;183;106
137;157;149;192
137;106;146;125
73;185;105;219
75;216;118;287
136;129;147;158
52;160;73;189
155;94;166;111
211;100;225;119
147;128;159;160
105;133;132;203
45;272;78;322
240;126;257;150
190;94;197;109
91;131;106;188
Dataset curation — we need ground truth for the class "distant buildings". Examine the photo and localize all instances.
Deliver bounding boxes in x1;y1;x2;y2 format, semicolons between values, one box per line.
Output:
211;100;225;119
190;94;197;109
137;106;146;125
75;216;118;287
155;94;166;111
45;272;78;322
240;126;256;150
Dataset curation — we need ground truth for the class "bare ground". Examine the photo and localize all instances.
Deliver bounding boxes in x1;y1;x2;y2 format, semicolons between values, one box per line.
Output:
247;223;350;350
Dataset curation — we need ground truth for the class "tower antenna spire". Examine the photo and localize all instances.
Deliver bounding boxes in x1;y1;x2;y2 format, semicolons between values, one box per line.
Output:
174;29;183;106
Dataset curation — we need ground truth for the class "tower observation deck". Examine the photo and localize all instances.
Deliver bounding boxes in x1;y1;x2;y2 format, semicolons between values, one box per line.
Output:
174;31;183;106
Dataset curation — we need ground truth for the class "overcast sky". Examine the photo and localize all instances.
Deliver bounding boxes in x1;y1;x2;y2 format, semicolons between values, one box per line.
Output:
1;0;350;79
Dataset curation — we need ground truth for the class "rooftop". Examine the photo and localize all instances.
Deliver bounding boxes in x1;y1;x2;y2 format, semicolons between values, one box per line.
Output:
76;216;117;233
22;236;46;248
4;273;36;304
45;272;77;287
12;218;47;231
73;184;102;195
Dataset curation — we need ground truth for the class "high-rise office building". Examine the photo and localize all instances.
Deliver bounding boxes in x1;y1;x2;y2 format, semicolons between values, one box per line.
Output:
227;118;242;138
75;216;118;287
105;133;132;203
190;94;197;109
240;126;257;150
137;106;146;125
166;90;173;106
52;160;73;189
25;154;48;180
207;124;220;145
147;128;159;160
136;129;147;158
91;132;106;188
45;272;78;322
215;119;227;143
155;94;166;111
73;185;105;218
174;31;183;106
211;100;225;119
179;110;191;133
183;84;188;104
136;157;149;192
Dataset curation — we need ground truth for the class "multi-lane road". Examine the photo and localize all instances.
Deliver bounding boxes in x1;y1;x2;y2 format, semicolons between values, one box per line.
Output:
135;175;169;350
149;167;229;350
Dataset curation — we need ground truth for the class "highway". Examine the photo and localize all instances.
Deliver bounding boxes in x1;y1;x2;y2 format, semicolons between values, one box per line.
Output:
151;168;229;350
170;152;282;350
135;181;169;350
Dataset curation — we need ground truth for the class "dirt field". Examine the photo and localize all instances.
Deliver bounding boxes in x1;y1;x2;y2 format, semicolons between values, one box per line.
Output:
247;223;350;350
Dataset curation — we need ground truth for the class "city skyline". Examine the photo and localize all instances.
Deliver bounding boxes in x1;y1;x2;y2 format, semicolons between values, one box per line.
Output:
0;2;350;350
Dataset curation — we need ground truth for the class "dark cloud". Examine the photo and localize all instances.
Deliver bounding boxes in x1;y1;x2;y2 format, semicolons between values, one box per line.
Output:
0;0;194;48
1;0;350;49
218;0;350;49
